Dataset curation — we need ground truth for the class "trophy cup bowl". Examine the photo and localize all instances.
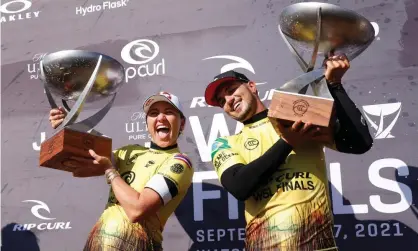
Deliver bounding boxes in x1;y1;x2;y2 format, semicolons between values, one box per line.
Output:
39;50;125;175
40;50;125;102
268;2;375;142
278;2;375;58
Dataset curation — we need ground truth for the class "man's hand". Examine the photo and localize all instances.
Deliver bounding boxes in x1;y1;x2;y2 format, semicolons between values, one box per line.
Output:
49;107;67;129
276;120;322;148
70;150;115;178
324;53;350;84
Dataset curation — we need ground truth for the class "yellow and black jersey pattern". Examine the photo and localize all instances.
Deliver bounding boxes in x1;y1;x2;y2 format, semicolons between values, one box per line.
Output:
211;115;338;251
84;144;193;251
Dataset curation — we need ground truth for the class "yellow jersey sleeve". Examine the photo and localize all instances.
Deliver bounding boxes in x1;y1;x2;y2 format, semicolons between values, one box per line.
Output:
211;137;246;178
145;153;193;205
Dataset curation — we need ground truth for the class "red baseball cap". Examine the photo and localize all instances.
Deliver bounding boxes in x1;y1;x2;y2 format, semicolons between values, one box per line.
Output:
204;70;250;107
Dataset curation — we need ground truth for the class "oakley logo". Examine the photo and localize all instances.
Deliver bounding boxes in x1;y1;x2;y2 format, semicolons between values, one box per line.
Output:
121;39;160;65
362;102;401;139
0;0;32;14
22;200;56;221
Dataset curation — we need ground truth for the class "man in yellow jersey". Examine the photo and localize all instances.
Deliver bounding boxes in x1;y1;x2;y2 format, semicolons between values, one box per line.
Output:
49;92;194;250
204;54;373;251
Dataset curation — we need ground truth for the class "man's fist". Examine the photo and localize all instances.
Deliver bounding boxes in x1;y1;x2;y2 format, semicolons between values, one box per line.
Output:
324;53;350;83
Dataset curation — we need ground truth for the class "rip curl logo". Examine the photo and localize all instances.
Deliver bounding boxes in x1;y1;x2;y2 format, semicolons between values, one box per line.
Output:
14;200;72;232
22;200;55;220
362;102;402;139
121;39;159;64
293;99;309;116
121;38;166;82
202;55;267;85
121;171;136;184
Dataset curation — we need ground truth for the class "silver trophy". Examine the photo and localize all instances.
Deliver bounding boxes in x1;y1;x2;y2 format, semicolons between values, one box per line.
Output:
268;2;375;134
38;50;125;175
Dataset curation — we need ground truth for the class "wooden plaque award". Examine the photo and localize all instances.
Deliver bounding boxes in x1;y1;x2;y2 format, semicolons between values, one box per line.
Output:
38;50;125;175
39;128;112;172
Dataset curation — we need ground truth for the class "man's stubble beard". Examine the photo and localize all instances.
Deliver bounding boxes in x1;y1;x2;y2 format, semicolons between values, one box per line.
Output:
232;97;256;122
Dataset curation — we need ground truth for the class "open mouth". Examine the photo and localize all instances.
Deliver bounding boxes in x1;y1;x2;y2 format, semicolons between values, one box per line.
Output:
156;125;170;137
233;102;241;111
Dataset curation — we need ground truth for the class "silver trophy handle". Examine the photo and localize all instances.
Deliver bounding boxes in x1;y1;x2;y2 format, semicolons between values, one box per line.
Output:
61;100;72;113
66;93;117;136
40;60;59;109
56;55;103;131
278;7;333;99
41;56;114;136
279;26;308;72
40;61;74;113
279;68;325;94
40;55;104;135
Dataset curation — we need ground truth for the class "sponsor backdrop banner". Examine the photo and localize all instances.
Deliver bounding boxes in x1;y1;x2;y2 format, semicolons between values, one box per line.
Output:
1;0;417;250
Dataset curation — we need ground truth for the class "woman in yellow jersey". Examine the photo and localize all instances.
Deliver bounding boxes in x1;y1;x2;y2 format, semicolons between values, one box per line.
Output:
49;92;194;251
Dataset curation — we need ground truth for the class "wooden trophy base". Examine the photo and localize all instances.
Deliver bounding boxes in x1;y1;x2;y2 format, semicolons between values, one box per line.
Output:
39;128;112;175
268;90;335;143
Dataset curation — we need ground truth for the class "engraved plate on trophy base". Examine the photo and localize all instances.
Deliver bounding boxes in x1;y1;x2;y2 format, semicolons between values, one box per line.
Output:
268;90;334;127
39;128;112;174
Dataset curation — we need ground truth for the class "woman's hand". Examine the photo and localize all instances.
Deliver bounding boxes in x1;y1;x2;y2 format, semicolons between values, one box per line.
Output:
71;150;115;177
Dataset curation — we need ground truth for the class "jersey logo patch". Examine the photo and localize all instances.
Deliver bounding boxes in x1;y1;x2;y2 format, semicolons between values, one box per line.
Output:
244;138;259;150
170;163;184;174
121;171;136;185
126;152;145;165
145;160;155;168
211;138;231;159
174;154;192;169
